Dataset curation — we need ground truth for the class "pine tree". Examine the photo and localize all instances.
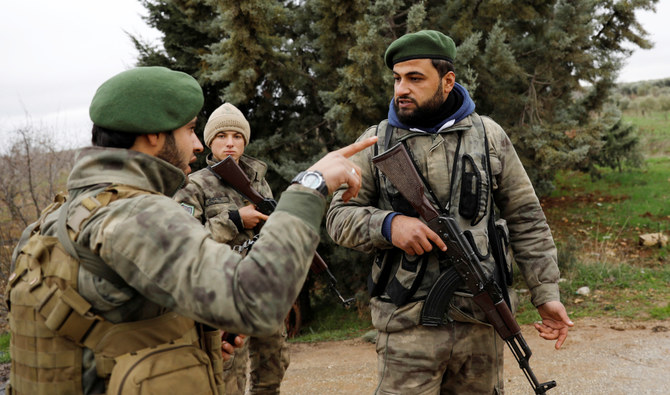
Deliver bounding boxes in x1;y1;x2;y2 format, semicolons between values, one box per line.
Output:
130;0;658;299
131;0;225;169
594;104;642;172
421;0;657;193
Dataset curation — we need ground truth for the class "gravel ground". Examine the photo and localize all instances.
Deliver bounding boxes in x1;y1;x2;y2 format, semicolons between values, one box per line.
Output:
1;317;667;394
280;317;670;394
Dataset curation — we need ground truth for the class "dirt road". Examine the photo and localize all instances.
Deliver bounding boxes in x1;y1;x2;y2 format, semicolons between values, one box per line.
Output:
280;317;670;395
0;317;667;394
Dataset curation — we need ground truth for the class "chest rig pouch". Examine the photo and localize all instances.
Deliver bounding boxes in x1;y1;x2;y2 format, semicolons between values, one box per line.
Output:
6;185;223;395
368;116;511;309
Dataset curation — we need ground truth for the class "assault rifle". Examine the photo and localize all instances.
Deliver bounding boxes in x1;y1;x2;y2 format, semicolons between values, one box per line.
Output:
208;156;355;309
372;143;556;395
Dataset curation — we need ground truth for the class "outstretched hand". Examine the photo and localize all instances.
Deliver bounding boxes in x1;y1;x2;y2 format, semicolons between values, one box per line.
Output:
534;301;574;349
308;136;378;202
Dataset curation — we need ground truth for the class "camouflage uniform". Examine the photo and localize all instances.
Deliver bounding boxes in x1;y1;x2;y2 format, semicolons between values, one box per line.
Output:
327;114;560;394
11;147;323;393
174;153;290;395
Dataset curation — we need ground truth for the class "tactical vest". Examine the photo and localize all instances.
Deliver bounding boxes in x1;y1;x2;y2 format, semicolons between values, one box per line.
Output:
6;185;224;395
368;114;512;307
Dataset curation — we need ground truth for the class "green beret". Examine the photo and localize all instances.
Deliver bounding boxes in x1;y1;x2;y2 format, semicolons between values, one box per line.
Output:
89;66;204;133
384;30;456;69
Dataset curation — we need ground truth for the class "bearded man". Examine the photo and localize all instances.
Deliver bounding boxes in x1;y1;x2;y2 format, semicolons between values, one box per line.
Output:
326;30;572;394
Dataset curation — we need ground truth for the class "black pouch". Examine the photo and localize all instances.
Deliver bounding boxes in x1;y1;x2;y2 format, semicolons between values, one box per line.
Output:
458;154;488;225
492;218;513;285
385;253;427;306
368;250;391;297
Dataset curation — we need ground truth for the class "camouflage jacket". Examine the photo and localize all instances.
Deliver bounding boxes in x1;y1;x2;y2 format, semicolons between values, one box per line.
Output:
27;147;324;334
326;114;560;329
173;154;272;247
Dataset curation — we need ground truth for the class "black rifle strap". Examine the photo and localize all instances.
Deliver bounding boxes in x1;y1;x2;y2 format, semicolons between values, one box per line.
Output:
370;121;396;298
478;115;512;306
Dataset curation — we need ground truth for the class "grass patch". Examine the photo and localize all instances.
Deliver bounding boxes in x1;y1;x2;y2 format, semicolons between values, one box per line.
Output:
561;262;670;320
550;158;670;233
0;333;10;364
622;111;670;157
290;301;373;343
513;262;670;322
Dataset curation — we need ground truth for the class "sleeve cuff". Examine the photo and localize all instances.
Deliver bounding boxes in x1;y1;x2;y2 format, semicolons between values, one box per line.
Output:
275;185;326;233
382;212;399;242
229;210;244;232
530;282;561;307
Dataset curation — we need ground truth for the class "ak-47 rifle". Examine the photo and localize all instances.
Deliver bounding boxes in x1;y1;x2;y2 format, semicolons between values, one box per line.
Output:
208;156;355;309
372;143;556;395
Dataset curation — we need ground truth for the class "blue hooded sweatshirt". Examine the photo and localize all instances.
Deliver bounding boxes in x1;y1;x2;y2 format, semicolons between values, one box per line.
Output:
382;82;476;241
387;82;475;134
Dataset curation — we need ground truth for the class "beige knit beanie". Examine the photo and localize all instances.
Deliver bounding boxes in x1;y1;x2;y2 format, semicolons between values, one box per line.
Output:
203;103;251;147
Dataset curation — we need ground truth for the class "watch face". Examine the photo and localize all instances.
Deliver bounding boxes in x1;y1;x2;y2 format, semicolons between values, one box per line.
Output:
302;172;322;188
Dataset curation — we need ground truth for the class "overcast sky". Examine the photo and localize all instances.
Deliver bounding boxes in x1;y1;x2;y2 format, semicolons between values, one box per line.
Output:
2;1;669;151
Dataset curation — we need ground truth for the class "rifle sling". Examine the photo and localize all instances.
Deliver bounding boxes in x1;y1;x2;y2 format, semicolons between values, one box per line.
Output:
478;115;512;307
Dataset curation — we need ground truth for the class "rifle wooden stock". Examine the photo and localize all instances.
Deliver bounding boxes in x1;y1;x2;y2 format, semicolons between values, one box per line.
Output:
372;142;556;394
209;157;276;215
208;156;354;308
371;144;440;222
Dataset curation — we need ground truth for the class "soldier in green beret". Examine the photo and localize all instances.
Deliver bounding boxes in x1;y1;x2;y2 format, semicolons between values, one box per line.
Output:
327;30;573;394
174;102;290;395
6;66;376;395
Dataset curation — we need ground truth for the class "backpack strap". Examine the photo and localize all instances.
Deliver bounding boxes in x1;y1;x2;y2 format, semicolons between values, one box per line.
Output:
56;184;158;288
56;199;126;287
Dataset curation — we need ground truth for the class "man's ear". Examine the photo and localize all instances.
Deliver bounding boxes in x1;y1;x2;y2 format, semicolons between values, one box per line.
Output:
443;71;456;95
145;133;162;147
130;132;164;155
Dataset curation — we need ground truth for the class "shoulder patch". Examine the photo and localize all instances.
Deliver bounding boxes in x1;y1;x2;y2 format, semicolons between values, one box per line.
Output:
180;203;195;216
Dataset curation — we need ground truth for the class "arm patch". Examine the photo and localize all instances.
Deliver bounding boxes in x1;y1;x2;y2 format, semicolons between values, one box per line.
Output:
180;203;195;216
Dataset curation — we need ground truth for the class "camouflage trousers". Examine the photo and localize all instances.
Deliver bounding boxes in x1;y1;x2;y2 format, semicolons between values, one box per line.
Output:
373;320;504;395
223;326;290;395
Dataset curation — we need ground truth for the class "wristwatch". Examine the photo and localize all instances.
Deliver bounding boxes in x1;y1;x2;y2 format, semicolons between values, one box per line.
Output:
291;170;328;197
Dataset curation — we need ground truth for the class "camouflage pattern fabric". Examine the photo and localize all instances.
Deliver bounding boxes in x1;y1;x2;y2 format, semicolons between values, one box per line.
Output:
375;320;504;395
174;154;290;395
326;114;559;394
222;326;289;395
22;147;324;392
247;326;290;394
173;154;273;246
223;339;249;394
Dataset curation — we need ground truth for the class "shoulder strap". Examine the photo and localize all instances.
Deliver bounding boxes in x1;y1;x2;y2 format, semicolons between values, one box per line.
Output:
373;120;394;193
56;200;127;287
54;183;156;288
372;119;394;157
477;114;512;303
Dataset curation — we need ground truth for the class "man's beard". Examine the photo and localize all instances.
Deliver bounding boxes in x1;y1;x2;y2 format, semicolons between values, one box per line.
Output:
157;132;187;171
394;81;446;125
